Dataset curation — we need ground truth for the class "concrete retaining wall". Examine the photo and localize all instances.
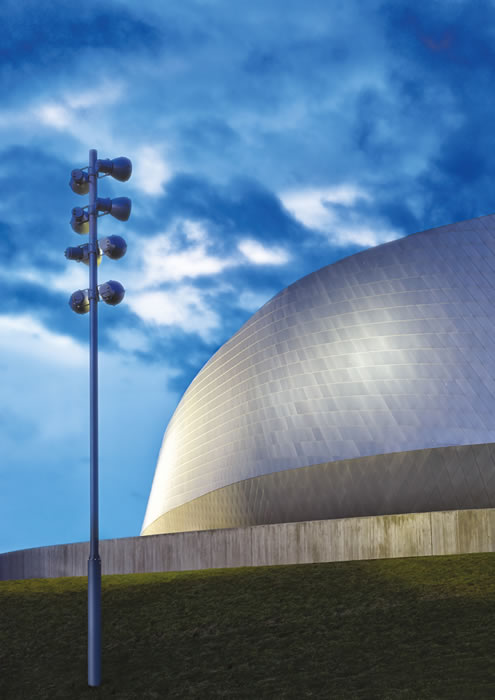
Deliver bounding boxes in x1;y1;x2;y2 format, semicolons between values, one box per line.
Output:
1;508;494;581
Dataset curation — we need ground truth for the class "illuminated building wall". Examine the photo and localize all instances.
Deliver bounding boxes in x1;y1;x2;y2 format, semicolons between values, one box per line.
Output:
142;215;495;535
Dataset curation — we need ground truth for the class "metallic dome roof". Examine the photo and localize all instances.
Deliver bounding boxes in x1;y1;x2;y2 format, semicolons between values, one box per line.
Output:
142;215;495;535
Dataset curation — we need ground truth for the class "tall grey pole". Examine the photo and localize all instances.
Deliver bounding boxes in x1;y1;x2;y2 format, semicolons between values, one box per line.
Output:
87;148;101;687
67;149;130;685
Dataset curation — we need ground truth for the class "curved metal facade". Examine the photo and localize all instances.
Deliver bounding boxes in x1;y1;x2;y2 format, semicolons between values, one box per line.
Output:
142;215;495;535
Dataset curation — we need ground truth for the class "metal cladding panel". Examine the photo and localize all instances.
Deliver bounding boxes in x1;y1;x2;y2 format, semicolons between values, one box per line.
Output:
142;214;495;534
141;445;495;535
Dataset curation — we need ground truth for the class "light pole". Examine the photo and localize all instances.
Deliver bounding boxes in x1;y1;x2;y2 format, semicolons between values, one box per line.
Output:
66;149;132;687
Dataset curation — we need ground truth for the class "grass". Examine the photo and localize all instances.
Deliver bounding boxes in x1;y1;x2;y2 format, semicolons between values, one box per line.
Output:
1;553;495;699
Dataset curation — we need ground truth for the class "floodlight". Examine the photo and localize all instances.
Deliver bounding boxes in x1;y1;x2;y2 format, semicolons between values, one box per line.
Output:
96;197;132;222
65;245;85;262
69;169;90;195
65;244;102;266
96;157;132;182
69;289;90;314
98;280;125;306
99;235;127;260
71;206;90;234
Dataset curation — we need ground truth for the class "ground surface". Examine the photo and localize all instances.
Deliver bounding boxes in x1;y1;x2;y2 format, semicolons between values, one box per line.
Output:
1;553;495;698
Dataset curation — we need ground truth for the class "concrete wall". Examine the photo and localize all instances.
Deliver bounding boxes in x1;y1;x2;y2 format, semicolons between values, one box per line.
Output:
1;508;494;581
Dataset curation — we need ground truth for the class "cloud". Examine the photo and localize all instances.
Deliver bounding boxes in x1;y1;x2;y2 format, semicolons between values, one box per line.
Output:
0;304;179;551
280;184;399;247
0;309;177;472
65;82;124;110
331;226;397;247
0;262;89;296
37;104;71;130
127;210;292;314
105;326;151;354
0;314;87;367
280;185;370;231
238;238;290;265
0;2;162;74
144;239;228;281
122;211;293;346
132;218;234;287
132;145;173;196
36;81;125;131
127;287;220;341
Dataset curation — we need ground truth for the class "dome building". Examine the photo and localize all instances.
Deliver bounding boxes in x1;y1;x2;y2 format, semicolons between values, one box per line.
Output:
141;215;495;536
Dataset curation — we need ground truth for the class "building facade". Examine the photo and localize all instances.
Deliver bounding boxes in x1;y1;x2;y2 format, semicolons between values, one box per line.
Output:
141;215;495;536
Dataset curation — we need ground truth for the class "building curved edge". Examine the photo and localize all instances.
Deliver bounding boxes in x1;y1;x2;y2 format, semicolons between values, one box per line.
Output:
2;508;495;581
141;443;495;535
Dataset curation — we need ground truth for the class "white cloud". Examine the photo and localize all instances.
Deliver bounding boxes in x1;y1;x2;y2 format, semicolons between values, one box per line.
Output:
45;263;90;293
0;312;177;485
183;220;206;242
127;287;220;341
280;184;370;231
106;327;151;354
143;236;227;284
124;218;291;343
37;103;72;129
238;239;290;265
280;184;398;248
332;226;397;247
0;314;87;367
65;82;124;110
132;145;172;195
0;261;89;295
133;219;233;287
34;80;125;133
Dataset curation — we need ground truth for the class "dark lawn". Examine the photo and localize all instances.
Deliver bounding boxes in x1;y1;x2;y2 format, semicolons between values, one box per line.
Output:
1;553;495;699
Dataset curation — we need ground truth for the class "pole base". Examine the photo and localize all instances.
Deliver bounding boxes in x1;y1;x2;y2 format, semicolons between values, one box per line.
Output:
88;556;102;687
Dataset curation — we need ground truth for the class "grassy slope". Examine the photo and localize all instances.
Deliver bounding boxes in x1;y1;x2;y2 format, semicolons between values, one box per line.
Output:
1;553;495;699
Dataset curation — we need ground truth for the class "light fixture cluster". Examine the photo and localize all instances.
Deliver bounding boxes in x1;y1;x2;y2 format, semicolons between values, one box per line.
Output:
66;157;132;313
68;281;126;315
65;235;127;266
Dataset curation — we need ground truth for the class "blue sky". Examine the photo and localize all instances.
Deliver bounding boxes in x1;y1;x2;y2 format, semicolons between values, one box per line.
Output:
2;0;495;553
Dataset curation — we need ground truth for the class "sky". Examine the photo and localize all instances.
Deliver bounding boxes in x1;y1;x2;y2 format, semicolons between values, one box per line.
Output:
2;0;495;554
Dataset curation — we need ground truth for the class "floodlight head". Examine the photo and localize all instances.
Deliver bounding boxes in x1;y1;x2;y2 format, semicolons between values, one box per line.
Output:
70;206;89;234
69;289;90;314
69;169;89;195
65;244;102;266
98;280;125;306
65;245;85;262
96;197;132;222
96;157;132;182
99;235;127;260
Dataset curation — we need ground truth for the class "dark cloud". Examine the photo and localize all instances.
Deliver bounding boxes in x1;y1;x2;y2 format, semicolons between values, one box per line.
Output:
179;117;240;155
382;1;495;73
0;221;16;260
151;174;304;246
1;275;89;346
0;1;162;70
0;145;75;250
